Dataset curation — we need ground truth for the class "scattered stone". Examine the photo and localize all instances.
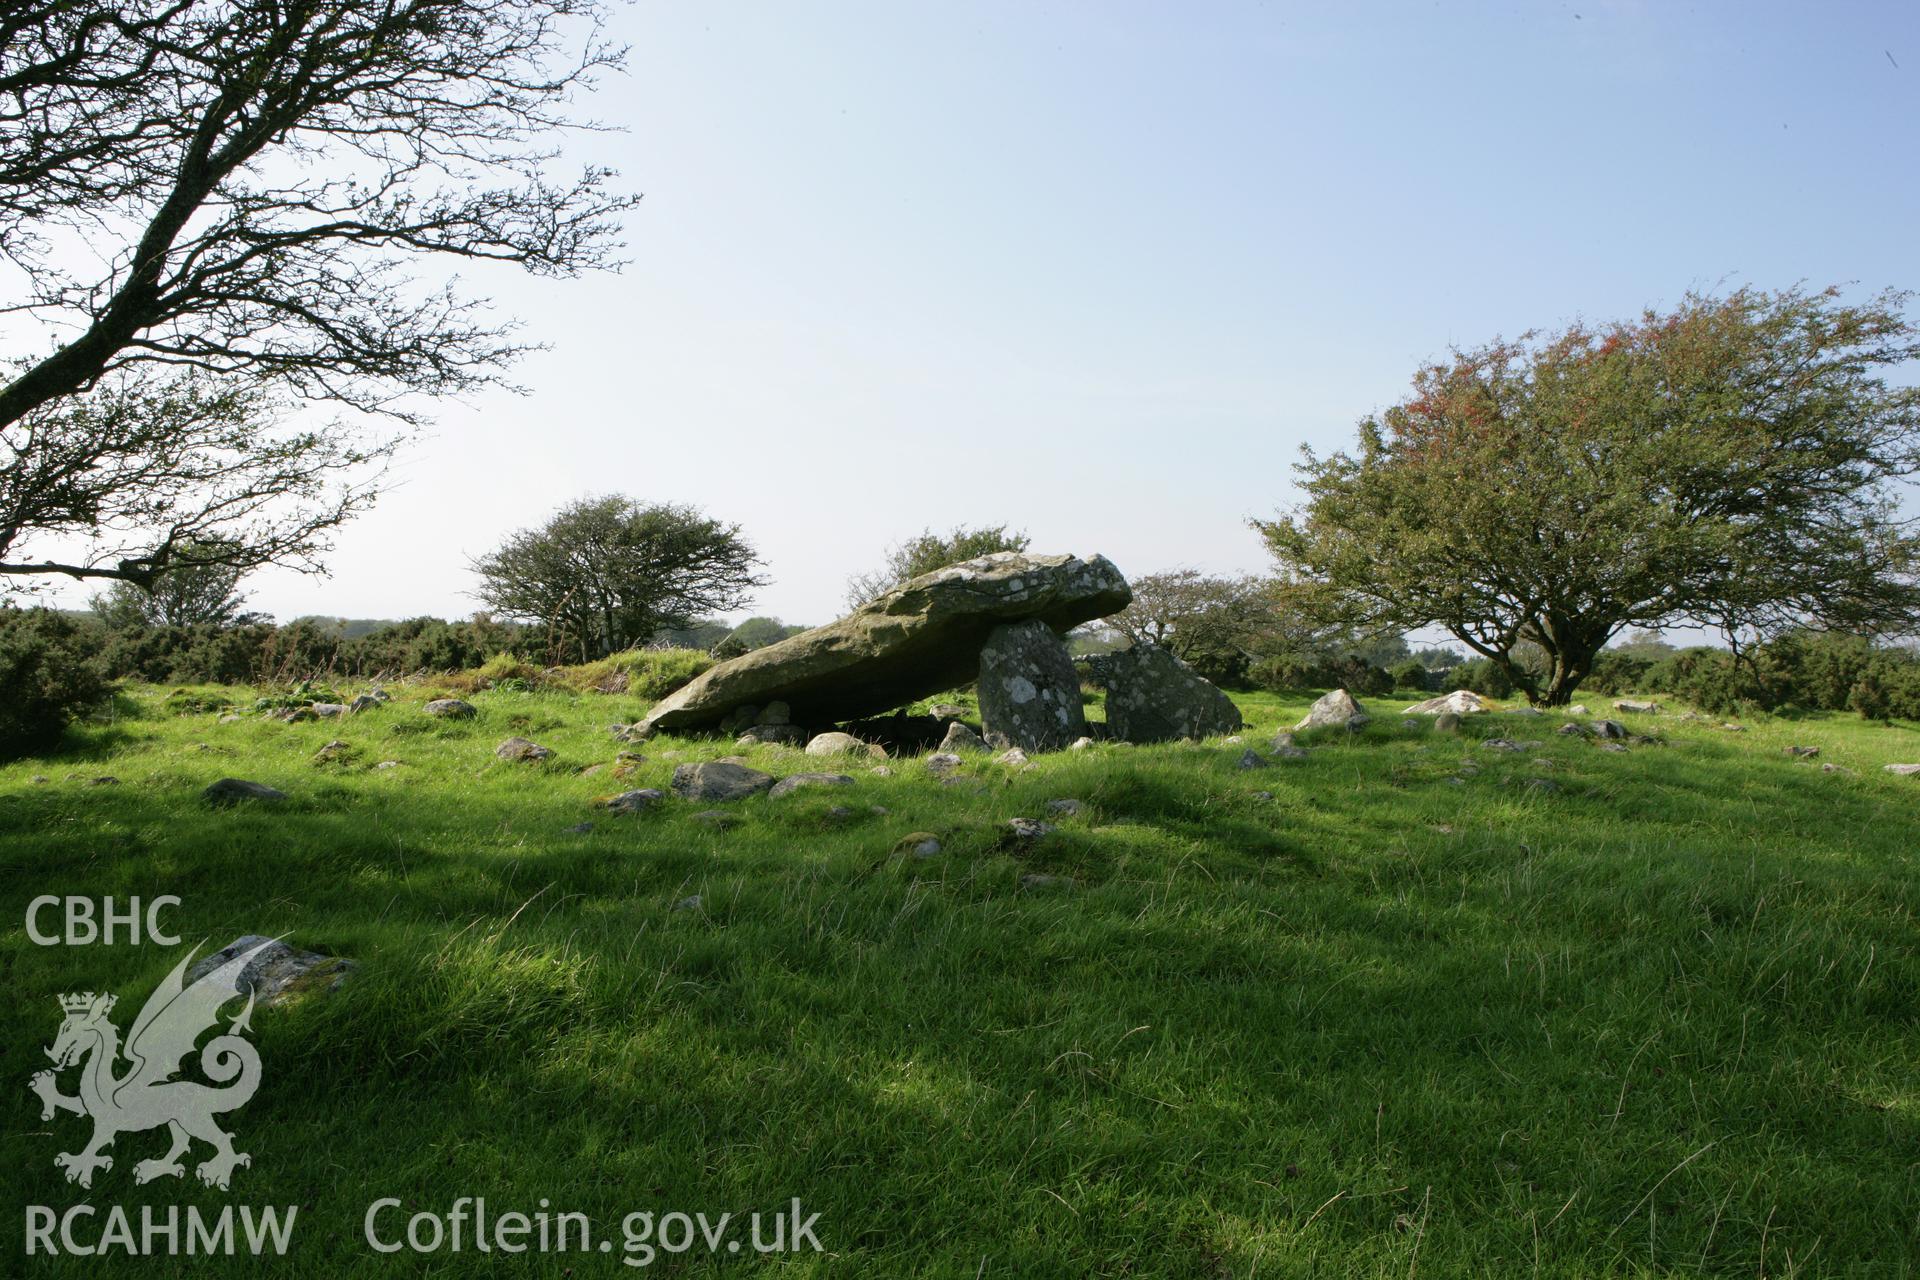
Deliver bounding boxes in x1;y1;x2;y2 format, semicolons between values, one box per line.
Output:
217;714;246;724
1567;704;1591;716
310;702;348;718
805;731;870;757
1251;790;1274;801
1294;688;1370;732
670;761;775;802
186;936;355;1007
718;705;761;735
424;698;476;719
311;739;353;764
1592;719;1628;740
266;706;314;723
869;765;894;777
928;703;967;721
30;775;48;784
1481;738;1531;753
638;553;1131;732
348;694;382;714
690;810;741;829
1597;742;1629;753
1007;818;1056;840
870;804;890;815
578;763;606;777
1557;722;1592;737
1269;732;1308;759
735;723;807;746
605;788;666;814
768;772;855;799
1402;689;1488;717
203;778;286;805
1785;745;1821;760
1524;778;1559;794
939;721;988;753
1433;712;1462;734
1082;642;1243;742
1046;798;1083;816
1068;736;1095;751
1236;748;1268;770
1019;873;1073;890
1722;723;1747;733
566;821;594;834
373;760;401;771
1613;699;1661;714
671;895;701;913
1821;764;1857;776
757;701;792;726
1509;706;1545;717
1884;763;1920;777
995;747;1031;769
495;736;555;763
924;752;963;777
895;832;943;859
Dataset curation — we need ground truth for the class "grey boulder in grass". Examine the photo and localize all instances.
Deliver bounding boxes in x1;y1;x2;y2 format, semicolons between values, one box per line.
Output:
670;760;775;802
1081;642;1242;743
768;772;856;798
187;936;355;1008
1402;689;1488;716
636;553;1130;734
203;778;287;804
1293;688;1370;732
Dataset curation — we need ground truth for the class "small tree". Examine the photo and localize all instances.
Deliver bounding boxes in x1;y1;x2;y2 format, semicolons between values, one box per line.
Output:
1257;287;1920;705
473;497;765;662
0;0;636;589
1108;570;1274;685
724;616;806;651
90;540;257;628
845;525;1029;608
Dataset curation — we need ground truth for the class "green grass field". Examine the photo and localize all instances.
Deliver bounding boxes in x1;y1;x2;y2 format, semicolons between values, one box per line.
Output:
4;683;1918;1277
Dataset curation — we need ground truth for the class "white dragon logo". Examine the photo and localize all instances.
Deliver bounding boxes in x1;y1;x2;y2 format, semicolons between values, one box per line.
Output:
30;939;275;1191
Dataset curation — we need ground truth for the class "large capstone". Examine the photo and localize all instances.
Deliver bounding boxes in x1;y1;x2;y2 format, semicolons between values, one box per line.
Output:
1081;642;1242;742
637;553;1131;733
975;620;1087;752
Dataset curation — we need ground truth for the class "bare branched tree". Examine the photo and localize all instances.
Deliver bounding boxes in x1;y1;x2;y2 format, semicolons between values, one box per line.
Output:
0;0;639;587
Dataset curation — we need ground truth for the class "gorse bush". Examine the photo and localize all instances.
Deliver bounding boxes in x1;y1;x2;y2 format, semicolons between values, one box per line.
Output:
1591;631;1920;721
1390;659;1431;693
0;608;113;758
87;614;542;684
1452;657;1515;699
1248;653;1394;697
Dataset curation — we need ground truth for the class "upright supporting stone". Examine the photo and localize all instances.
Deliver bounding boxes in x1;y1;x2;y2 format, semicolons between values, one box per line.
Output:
977;620;1088;752
1082;642;1243;742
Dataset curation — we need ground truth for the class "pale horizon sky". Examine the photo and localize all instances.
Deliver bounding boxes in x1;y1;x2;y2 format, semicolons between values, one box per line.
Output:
32;0;1920;629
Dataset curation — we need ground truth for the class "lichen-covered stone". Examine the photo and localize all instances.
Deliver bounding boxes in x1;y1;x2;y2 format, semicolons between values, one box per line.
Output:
186;936;354;1007
670;761;775;802
977;619;1087;752
1083;642;1242;743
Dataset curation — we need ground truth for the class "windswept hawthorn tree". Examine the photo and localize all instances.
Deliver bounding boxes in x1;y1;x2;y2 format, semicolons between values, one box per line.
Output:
1256;287;1920;705
0;0;638;589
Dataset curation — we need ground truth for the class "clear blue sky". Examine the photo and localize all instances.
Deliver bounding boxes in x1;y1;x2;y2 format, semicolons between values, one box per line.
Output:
212;0;1918;626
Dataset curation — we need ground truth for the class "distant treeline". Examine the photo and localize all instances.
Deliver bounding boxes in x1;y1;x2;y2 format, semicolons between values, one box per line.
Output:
46;612;810;686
